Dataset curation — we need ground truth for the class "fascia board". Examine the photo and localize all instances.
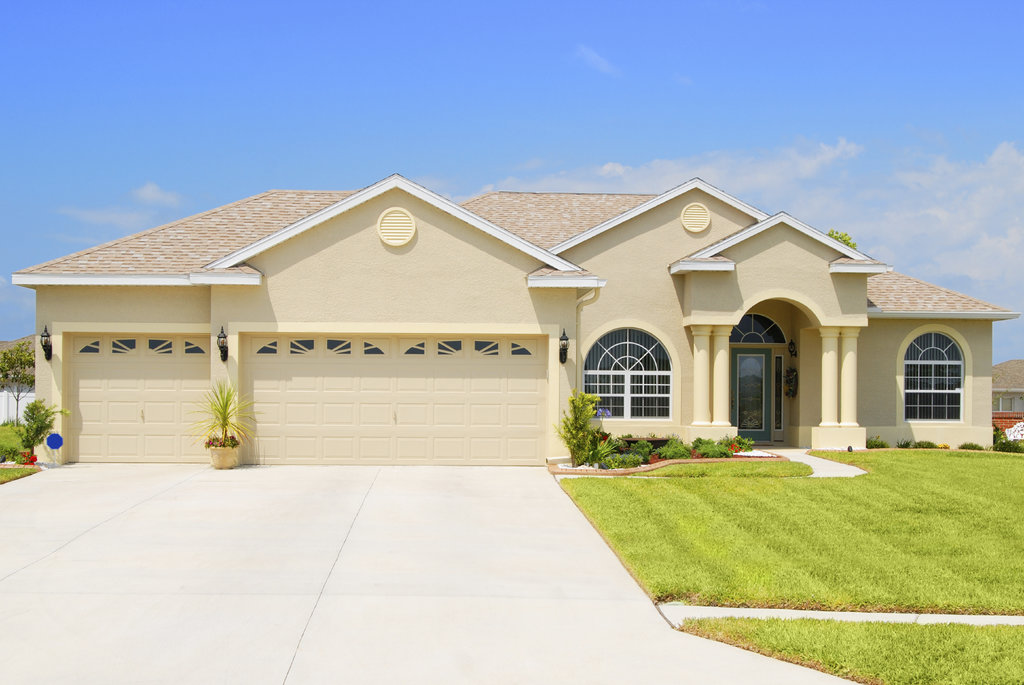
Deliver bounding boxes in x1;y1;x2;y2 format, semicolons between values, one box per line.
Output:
11;273;192;286
668;260;736;274
549;178;770;255
691;213;872;262
187;272;262;285
526;276;608;288
829;262;891;274
868;310;1020;321
206;174;580;272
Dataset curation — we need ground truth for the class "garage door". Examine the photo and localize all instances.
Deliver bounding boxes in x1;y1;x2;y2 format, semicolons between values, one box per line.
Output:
242;335;547;465
70;335;211;462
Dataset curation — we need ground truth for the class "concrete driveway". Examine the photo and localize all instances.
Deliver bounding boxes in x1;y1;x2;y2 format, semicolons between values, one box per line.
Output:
0;465;844;684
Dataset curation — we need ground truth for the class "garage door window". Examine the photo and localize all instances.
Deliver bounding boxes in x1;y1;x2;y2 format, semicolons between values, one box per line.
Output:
363;341;386;355
437;340;462;356
149;339;173;355
79;340;100;354
584;328;672;419
290;339;314;355
474;340;499;357
404;341;426;355
257;340;278;355
112;338;136;354
184;341;206;355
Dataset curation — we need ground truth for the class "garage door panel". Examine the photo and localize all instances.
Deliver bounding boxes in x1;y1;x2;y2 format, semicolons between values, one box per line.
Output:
70;335;210;462
244;335;546;465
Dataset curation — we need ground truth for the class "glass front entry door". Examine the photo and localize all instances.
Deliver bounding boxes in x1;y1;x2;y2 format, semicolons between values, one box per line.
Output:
731;348;772;443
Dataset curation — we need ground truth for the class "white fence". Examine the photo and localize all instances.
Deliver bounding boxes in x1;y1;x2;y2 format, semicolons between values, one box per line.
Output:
1;390;35;423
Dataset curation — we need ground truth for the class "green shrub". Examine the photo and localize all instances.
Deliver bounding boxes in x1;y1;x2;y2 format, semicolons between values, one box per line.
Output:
895;439;913;449
602;452;645;470
866;435;889;449
692;438;732;459
723;435;755;453
588;438;618;465
958;442;986;451
606;436;627;454
17;400;69;457
913;440;939;449
0;445;19;462
993;439;1024;453
556;390;601;466
631;440;653;460
658;438;692;460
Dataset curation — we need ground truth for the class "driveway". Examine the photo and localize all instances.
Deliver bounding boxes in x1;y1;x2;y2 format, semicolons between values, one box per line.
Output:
0;465;843;684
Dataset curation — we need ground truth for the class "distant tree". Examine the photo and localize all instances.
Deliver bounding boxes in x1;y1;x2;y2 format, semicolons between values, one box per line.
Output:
827;229;858;249
0;341;35;424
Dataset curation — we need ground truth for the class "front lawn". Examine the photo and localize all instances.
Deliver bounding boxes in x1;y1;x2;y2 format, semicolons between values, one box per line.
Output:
681;618;1024;685
638;461;812;478
562;450;1024;613
0;467;38;484
0;424;19;451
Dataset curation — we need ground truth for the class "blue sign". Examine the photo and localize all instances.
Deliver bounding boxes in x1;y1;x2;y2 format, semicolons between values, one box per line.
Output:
46;433;63;450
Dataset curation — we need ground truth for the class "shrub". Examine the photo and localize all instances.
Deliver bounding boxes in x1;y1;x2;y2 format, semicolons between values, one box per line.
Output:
14;451;37;465
556;390;602;466
913;440;939;449
0;445;19;462
631;440;654;460
602;452;645;470
895;439;914;449
606;436;627;454
724;435;755;453
958;442;986;451
866;435;889;449
17;400;69;457
993;439;1024;453
692;438;732;459
658;438;692;460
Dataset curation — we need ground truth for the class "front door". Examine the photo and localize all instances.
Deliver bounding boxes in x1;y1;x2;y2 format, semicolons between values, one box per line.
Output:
731;348;772;443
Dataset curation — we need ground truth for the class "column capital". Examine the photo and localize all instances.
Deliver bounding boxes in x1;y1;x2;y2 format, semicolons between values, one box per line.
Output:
840;326;862;338
818;326;841;339
690;324;713;337
711;324;733;337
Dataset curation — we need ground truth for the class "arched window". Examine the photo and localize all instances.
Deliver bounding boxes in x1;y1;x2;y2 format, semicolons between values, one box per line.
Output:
584;329;671;418
904;332;963;421
730;314;786;344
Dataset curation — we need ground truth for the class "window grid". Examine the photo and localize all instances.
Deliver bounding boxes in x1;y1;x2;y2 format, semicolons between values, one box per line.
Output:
904;333;963;421
584;329;672;418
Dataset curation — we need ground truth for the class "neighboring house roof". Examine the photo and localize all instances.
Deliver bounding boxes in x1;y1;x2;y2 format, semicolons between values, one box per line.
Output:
461;191;655;249
993;360;1024;390
866;271;1015;319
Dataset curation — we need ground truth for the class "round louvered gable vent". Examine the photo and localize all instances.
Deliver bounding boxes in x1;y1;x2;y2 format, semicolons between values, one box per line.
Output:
377;207;416;246
681;202;711;233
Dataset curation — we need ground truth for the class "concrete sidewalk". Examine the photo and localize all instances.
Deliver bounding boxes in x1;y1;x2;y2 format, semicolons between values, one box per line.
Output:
0;464;844;684
772;448;868;477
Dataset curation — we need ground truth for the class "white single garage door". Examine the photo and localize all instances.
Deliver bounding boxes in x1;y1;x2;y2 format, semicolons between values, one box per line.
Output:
242;335;547;465
69;335;211;462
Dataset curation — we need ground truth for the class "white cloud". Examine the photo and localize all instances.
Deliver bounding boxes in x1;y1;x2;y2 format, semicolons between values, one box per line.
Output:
57;207;154;231
132;181;182;207
574;45;620;76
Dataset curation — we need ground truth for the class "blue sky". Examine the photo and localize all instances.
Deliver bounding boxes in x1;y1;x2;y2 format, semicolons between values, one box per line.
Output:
2;0;1022;361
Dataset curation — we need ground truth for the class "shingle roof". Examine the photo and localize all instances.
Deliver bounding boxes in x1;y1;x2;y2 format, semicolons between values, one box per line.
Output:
461;191;655;249
994;360;1024;390
19;190;353;275
866;271;1009;314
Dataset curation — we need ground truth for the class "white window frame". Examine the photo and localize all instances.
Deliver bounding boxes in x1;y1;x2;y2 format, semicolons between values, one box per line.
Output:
903;333;963;422
583;329;672;420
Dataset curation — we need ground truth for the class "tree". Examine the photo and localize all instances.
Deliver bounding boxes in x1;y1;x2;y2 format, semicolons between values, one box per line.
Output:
827;229;858;249
0;341;35;424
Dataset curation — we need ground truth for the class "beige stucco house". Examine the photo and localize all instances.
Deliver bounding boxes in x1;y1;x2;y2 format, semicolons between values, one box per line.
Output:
12;175;1018;464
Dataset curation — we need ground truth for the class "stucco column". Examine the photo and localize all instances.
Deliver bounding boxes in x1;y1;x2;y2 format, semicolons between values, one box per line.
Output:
819;327;840;427
840;327;860;427
691;325;712;425
711;325;731;426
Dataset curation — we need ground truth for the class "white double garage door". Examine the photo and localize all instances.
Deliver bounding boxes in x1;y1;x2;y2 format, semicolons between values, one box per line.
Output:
70;333;548;465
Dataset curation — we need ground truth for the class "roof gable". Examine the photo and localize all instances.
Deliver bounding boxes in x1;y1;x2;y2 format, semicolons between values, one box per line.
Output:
207;174;580;272
548;178;769;255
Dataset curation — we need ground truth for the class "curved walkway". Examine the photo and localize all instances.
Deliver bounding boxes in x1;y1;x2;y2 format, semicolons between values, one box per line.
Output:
771;448;867;477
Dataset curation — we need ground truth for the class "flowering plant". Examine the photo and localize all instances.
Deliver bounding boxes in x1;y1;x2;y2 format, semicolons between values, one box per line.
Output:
15;451;37;465
205;435;240;449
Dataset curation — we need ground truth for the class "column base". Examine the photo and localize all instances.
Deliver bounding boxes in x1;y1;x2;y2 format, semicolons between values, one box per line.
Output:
689;424;737;442
811;426;866;450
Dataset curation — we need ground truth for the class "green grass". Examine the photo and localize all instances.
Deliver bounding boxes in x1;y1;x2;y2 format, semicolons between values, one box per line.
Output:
0;424;19;451
638;461;812;478
0;467;38;484
681;618;1024;685
562;449;1024;612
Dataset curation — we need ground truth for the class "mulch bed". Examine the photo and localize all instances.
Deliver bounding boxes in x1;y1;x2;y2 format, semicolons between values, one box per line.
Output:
549;454;787;477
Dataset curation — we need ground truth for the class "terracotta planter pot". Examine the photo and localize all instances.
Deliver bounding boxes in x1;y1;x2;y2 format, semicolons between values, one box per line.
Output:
209;447;239;470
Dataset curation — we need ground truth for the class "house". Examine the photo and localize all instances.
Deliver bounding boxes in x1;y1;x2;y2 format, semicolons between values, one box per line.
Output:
0;335;35;423
992;360;1024;431
12;175;1019;464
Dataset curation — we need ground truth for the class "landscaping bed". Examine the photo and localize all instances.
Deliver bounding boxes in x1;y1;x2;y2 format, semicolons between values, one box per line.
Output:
548;452;789;477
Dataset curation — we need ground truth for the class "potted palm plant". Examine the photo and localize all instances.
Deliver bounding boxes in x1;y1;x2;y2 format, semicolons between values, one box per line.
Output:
192;380;255;469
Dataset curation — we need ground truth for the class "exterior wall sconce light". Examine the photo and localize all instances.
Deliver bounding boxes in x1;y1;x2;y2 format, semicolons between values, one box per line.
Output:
40;326;52;361
217;327;228;362
788;340;798;358
559;329;569;364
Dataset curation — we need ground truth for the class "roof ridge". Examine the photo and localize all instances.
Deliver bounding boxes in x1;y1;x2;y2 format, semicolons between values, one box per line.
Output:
878;271;1009;311
18;190;283;274
472;190;657;197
